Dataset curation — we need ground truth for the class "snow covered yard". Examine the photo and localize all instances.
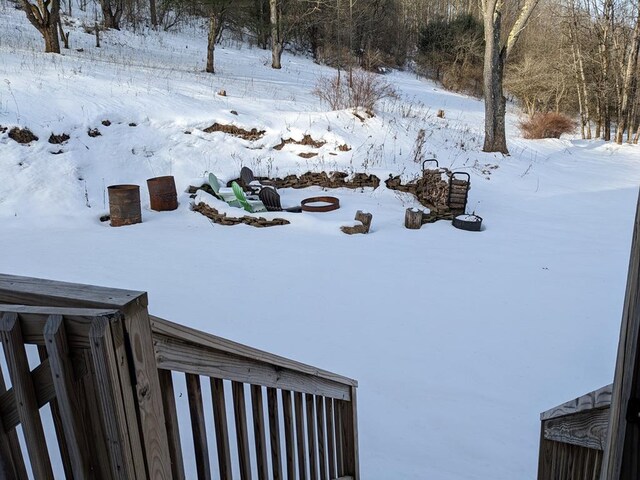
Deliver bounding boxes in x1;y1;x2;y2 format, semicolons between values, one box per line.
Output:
2;3;640;478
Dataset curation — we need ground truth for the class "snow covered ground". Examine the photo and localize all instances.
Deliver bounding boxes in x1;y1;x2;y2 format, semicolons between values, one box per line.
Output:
2;2;640;478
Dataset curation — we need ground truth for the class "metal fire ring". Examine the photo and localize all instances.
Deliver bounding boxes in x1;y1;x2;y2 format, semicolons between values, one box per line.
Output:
300;196;340;212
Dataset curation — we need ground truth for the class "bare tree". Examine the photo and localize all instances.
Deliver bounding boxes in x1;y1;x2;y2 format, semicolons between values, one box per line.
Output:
480;0;540;153
100;0;123;29
206;0;232;73
20;0;61;52
616;0;640;143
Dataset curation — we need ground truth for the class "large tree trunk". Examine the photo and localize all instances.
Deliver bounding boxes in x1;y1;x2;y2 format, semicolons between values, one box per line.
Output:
150;0;157;28
101;0;122;29
482;9;508;154
270;0;283;69
615;2;640;144
20;0;61;53
206;14;216;73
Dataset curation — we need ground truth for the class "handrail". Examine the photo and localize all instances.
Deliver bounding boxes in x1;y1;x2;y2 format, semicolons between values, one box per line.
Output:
150;315;358;387
541;384;613;421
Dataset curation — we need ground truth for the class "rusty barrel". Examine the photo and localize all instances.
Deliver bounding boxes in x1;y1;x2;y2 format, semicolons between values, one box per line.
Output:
108;184;142;227
147;175;178;211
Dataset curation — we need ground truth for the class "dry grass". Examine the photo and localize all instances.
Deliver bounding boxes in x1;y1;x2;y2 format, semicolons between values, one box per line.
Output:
519;112;576;139
312;70;398;111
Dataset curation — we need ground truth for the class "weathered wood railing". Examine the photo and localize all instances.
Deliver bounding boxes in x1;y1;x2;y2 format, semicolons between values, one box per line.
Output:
151;315;359;480
0;274;359;479
537;384;612;480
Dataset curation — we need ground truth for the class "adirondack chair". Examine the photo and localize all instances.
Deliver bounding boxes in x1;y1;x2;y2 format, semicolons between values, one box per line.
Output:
208;173;241;207
231;181;267;213
258;186;302;212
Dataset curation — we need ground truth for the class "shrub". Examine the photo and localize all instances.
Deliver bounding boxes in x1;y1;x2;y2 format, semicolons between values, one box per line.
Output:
312;70;398;111
519;112;577;139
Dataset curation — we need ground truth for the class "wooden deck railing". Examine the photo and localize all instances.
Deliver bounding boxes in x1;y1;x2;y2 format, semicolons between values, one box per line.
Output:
537;385;612;480
0;274;359;480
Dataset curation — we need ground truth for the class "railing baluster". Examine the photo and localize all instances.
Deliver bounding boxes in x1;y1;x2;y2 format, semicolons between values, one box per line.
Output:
334;401;344;477
294;392;307;480
305;394;317;480
315;396;327;480
251;385;269;480
325;398;336;480
267;387;283;480
0;348;27;480
211;378;233;480
43;315;91;479
232;381;252;480
281;390;296;480
0;312;54;480
36;345;73;480
158;370;185;480
186;373;211;480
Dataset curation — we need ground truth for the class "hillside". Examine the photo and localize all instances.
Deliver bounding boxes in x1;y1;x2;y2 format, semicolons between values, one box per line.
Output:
2;3;640;478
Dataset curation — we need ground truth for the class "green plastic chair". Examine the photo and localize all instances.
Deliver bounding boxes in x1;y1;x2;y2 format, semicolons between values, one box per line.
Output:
209;173;241;207
232;181;267;213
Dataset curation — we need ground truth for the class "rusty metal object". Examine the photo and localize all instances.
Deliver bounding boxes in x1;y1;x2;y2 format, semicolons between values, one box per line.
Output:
300;196;340;212
147;176;178;211
108;184;142;227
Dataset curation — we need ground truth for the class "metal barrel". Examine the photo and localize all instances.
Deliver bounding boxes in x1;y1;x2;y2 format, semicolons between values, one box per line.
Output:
108;184;142;227
146;175;178;211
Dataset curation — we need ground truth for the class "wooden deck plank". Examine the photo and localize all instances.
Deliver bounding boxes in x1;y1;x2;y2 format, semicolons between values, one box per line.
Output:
540;384;612;421
325;398;336;480
0;353;27;480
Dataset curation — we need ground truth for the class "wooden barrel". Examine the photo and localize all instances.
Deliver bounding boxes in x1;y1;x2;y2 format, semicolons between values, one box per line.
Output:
108;185;142;227
147;175;178;211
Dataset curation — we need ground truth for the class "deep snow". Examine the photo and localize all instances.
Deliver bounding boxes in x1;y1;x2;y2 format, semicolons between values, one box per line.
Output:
2;3;640;478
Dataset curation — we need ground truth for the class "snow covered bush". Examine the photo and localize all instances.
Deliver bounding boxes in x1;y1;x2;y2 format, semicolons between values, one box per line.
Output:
313;69;398;111
519;112;577;139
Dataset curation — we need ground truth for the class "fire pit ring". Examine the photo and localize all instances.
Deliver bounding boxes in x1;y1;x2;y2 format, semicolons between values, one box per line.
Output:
301;196;340;212
452;214;483;232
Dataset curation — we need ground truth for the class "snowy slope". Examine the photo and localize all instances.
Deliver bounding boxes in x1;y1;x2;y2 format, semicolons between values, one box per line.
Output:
2;3;640;478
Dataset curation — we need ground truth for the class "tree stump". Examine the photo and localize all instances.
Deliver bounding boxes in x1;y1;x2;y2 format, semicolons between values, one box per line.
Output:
405;208;423;229
341;210;373;235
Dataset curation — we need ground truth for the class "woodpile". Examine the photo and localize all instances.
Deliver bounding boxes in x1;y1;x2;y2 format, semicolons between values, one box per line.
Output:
228;171;380;190
191;202;290;228
448;178;469;215
386;168;470;220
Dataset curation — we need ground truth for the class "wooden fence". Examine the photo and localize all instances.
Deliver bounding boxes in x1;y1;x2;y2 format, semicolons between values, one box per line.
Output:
537;384;611;480
0;274;359;479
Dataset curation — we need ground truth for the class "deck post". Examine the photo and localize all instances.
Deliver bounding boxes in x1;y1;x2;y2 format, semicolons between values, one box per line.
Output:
602;191;640;480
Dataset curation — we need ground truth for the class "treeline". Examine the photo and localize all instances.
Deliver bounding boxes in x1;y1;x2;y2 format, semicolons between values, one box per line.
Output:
16;0;640;145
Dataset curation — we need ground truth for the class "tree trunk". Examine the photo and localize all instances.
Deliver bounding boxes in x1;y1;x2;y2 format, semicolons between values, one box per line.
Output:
20;0;61;53
150;0;157;28
270;0;283;69
206;14;216;73
101;0;122;29
482;9;508;154
615;2;640;144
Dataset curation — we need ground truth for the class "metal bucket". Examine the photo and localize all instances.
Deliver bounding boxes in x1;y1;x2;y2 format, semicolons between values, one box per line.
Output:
147;175;178;211
108;184;142;227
